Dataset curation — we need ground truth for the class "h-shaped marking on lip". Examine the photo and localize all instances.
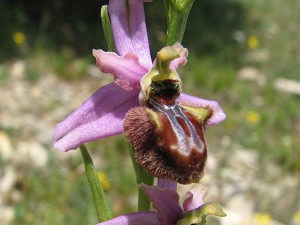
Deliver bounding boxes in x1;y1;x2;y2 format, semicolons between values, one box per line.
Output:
149;99;204;155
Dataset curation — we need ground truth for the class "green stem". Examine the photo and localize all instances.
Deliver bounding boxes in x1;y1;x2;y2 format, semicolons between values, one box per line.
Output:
128;146;154;211
163;0;195;45
80;144;113;222
101;5;115;51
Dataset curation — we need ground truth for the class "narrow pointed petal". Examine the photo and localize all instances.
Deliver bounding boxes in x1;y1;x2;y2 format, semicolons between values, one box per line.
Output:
108;0;152;69
182;186;207;212
53;83;139;152
139;184;182;225
178;93;226;126
96;211;160;225
93;50;148;91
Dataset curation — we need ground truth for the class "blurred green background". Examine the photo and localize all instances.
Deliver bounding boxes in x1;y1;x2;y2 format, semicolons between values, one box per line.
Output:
1;0;300;225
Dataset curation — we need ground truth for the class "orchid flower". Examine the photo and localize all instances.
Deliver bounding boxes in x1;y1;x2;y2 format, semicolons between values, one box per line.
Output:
96;183;226;225
52;0;227;224
53;0;225;149
53;0;225;183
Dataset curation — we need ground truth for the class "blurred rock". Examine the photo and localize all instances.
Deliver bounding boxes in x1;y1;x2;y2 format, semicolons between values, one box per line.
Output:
228;147;258;172
9;60;25;79
220;194;254;225
0;132;13;161
266;23;279;40
15;141;48;168
206;153;218;172
0;166;17;195
221;136;232;148
221;147;258;196
233;30;246;43
274;78;300;95
88;65;102;78
10;189;23;203
246;49;270;63
237;67;266;85
0;205;14;225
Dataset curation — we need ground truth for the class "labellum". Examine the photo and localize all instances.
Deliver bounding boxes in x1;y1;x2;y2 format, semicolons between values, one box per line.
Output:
124;45;211;184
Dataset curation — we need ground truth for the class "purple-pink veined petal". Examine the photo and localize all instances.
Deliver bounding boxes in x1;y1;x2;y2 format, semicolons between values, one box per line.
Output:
96;211;160;225
108;0;152;69
139;184;183;225
178;93;226;126
182;186;207;212
157;179;177;191
169;43;188;70
93;50;148;91
53;83;139;152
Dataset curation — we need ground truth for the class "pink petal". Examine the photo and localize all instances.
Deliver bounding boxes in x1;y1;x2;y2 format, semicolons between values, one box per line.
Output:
93;50;148;91
95;211;160;225
182;186;207;212
108;0;152;69
139;184;183;225
53;83;139;152
157;179;177;191
178;93;226;126
169;43;188;70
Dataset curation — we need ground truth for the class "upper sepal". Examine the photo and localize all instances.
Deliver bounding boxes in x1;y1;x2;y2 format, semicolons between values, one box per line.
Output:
108;0;152;69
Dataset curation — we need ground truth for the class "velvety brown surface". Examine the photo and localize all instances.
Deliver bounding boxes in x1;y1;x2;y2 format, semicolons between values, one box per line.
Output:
124;106;207;184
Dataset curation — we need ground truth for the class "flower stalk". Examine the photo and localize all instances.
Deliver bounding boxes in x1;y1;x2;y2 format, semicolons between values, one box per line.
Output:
80;144;113;222
163;0;195;45
128;146;154;212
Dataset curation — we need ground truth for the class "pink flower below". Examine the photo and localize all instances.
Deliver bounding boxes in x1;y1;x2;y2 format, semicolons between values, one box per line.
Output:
95;184;208;225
